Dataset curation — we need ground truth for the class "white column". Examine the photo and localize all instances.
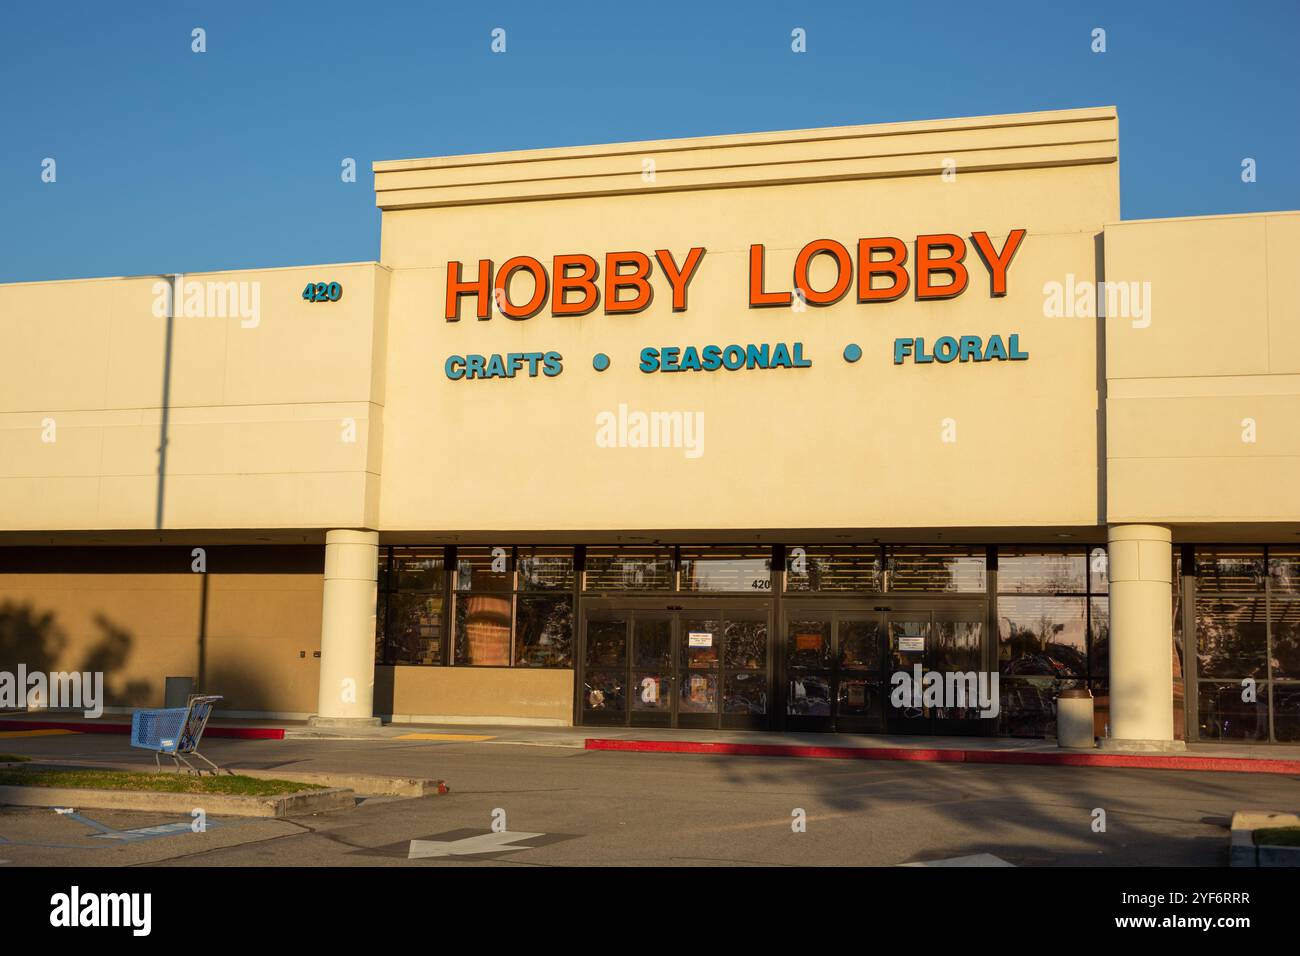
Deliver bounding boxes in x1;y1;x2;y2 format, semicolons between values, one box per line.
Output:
1099;524;1185;751
310;529;382;727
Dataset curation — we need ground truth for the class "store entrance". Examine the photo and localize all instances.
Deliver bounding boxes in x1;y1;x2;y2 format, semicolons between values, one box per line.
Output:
578;598;772;730
783;601;991;736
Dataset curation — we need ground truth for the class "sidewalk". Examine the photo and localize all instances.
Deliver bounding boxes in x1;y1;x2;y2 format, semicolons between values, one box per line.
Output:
5;710;1300;774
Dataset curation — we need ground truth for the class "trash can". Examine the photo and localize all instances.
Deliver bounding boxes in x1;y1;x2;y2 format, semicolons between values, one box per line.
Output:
164;676;195;709
1057;687;1095;749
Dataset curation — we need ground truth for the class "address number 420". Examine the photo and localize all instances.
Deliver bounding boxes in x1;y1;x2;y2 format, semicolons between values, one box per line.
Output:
302;281;343;302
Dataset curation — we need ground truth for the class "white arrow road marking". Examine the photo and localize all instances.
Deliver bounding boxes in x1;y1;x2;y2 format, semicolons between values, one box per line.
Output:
408;830;545;859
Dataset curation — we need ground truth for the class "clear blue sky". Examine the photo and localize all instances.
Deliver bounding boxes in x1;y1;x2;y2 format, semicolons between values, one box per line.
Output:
2;0;1297;282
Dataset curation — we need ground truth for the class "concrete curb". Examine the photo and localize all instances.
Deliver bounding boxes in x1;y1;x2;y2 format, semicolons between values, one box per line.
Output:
0;783;355;818
585;738;1300;775
234;768;447;797
1229;810;1300;867
2;758;446;799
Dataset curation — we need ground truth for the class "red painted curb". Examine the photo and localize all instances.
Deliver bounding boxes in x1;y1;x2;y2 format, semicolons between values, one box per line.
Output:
583;737;1300;775
0;719;285;741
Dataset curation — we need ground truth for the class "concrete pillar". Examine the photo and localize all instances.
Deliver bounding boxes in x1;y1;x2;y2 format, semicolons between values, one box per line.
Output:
1099;524;1185;751
310;529;382;727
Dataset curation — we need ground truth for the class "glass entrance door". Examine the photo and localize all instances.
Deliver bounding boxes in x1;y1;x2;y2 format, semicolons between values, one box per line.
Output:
783;603;988;735
884;607;991;735
783;610;886;733
630;614;673;727
884;613;933;734
580;602;771;729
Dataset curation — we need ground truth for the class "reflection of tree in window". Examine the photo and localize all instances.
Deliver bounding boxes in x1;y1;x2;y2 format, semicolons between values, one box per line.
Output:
515;596;572;667
998;597;1087;677
724;620;766;669
1195;597;1267;678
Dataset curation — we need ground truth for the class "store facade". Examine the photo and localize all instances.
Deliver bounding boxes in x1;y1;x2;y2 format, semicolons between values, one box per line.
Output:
2;107;1298;746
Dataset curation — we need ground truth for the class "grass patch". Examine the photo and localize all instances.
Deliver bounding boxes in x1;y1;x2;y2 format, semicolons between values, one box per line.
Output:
1254;826;1300;847
0;754;31;763
0;766;323;796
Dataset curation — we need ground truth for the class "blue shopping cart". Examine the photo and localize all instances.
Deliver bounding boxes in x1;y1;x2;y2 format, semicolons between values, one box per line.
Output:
130;694;226;774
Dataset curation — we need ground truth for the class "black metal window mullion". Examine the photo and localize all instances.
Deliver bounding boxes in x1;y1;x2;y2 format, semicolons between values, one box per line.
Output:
446;545;458;667
381;546;393;666
1265;545;1275;742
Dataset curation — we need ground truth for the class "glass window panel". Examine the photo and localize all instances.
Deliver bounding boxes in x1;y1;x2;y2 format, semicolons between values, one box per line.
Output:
839;619;883;669
392;547;446;592
680;548;771;592
679;672;719;712
631;673;670;711
787;618;831;669
583;547;674;590
997;549;1086;593
454;593;512;665
1197;680;1269;740
516;547;575;591
998;677;1058;738
583;672;626;713
997;596;1087;678
514;594;572;668
1270;549;1300;594
377;549;391;592
1089;597;1109;683
1194;548;1265;593
1273;683;1300;743
387;591;445;665
837;676;883;718
784;547;882;592
887;618;931;671
1089;547;1109;594
632;618;671;668
931;620;982;673
681;618;721;668
788;673;832;716
724;672;768;715
1195;596;1267;678
1269;597;1300;680
455;547;512;592
723;618;768;669
585;618;627;667
886;546;986;593
932;671;987;721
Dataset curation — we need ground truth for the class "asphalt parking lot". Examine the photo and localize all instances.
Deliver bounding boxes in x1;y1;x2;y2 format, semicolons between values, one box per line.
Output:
1;730;1295;867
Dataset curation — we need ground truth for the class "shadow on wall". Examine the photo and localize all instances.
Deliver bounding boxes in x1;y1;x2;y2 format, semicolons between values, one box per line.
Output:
0;600;152;707
201;660;288;714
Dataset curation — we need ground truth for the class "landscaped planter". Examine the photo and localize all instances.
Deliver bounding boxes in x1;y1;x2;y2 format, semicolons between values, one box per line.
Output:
1229;811;1300;867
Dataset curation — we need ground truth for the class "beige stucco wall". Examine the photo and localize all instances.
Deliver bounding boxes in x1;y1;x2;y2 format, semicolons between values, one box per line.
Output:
375;108;1118;534
375;665;573;725
1105;211;1300;525
0;547;323;714
0;263;388;532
